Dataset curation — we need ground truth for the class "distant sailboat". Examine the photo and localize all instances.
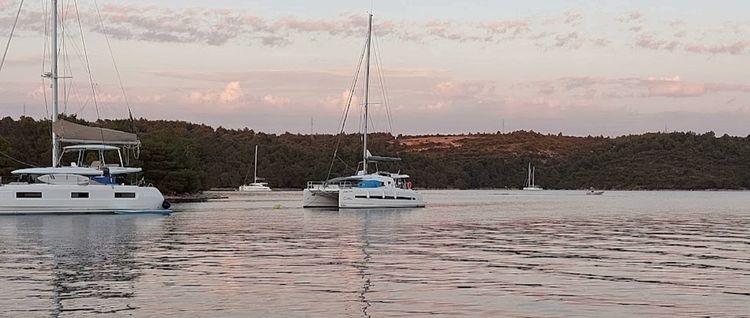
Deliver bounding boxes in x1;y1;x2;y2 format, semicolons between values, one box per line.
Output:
239;145;271;192
523;162;543;191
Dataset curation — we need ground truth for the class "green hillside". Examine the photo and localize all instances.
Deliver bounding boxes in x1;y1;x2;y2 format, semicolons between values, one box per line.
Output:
2;116;749;194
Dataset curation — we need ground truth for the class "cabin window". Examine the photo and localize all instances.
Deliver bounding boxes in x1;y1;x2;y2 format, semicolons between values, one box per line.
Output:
115;192;136;198
16;192;42;198
71;192;89;198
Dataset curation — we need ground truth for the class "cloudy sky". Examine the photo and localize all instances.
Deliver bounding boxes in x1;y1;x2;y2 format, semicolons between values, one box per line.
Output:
0;0;749;136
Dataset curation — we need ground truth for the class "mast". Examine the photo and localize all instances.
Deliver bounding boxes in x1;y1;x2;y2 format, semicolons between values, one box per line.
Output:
527;162;531;186
51;0;60;166
253;145;258;183
362;13;373;174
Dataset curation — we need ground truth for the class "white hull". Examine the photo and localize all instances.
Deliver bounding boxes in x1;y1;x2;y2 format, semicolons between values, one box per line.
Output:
523;186;544;191
238;185;272;192
339;188;424;208
587;191;605;195
0;183;168;214
303;187;425;208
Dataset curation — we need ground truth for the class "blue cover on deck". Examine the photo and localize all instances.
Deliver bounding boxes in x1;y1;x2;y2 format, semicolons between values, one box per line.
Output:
357;180;382;188
91;176;116;185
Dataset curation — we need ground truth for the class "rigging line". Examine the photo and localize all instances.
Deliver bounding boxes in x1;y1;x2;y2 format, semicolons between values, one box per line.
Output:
241;145;255;184
93;0;134;122
372;33;394;136
335;35;369;136
72;0;105;143
336;155;355;175
0;149;38;168
325;35;368;181
0;0;24;75
373;36;393;135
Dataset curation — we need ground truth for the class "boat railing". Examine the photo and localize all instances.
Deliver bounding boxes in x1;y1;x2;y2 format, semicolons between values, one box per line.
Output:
307;181;353;189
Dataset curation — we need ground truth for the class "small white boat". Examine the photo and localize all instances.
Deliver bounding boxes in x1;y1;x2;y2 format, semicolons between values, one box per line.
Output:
523;163;543;191
586;188;605;195
303;14;424;209
238;145;272;192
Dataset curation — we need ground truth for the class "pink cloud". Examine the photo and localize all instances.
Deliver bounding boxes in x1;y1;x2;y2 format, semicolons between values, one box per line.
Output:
189;81;243;104
435;81;495;97
563;10;583;26
262;94;290;107
683;41;750;55
618;11;644;23
479;19;531;40
643;76;706;98
635;33;679;51
319;90;360;112
554;32;583;49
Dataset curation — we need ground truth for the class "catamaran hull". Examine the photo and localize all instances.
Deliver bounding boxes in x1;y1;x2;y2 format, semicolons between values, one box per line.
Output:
303;188;425;208
0;184;169;215
339;188;425;208
302;189;339;208
238;187;272;192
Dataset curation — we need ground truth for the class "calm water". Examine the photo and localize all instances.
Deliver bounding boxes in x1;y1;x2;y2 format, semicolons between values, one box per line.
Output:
0;190;748;317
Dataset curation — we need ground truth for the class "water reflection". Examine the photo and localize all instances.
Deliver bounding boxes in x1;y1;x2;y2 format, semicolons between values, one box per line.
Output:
336;208;420;318
0;191;748;317
0;215;163;317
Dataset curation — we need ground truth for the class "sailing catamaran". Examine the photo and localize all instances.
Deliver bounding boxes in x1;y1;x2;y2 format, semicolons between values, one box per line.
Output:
0;0;170;214
238;145;271;192
523;162;543;191
303;14;424;209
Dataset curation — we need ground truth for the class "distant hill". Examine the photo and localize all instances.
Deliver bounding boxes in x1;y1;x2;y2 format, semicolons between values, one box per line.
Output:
2;116;749;194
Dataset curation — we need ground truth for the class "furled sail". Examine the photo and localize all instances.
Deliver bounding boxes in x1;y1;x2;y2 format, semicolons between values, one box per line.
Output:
366;150;401;162
52;120;139;145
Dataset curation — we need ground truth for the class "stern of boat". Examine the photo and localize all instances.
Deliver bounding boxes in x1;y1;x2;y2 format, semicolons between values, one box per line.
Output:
303;182;341;208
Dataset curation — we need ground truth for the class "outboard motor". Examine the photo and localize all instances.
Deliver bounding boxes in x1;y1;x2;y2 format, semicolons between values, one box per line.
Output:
162;200;171;210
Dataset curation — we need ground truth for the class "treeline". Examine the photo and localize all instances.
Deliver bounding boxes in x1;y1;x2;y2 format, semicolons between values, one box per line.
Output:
2;116;750;194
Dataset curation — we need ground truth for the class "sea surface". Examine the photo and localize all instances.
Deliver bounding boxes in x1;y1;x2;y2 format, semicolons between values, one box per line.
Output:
0;190;748;317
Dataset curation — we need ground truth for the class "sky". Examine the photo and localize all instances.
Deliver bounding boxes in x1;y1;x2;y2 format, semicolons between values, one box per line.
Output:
0;0;749;136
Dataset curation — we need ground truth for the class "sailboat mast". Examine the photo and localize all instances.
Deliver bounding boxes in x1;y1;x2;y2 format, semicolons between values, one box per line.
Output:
527;162;531;186
253;145;258;183
51;0;60;166
362;13;373;174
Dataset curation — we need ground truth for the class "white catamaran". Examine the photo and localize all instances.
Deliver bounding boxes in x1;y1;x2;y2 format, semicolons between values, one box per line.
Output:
523;162;543;191
303;14;425;209
238;145;271;192
0;0;170;214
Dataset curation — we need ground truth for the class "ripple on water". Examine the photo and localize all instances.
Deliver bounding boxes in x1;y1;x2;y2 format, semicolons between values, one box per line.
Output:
0;190;748;317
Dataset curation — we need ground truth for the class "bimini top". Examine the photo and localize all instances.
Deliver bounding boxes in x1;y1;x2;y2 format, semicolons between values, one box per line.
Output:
63;145;121;151
53;120;140;146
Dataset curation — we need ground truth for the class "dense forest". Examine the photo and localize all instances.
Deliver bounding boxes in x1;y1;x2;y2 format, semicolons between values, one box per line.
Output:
2;116;750;194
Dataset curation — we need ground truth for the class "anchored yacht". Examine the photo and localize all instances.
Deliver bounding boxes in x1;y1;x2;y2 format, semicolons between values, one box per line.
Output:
304;152;424;208
0;0;169;214
303;14;424;209
238;145;272;192
1;144;170;214
523;162;544;191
